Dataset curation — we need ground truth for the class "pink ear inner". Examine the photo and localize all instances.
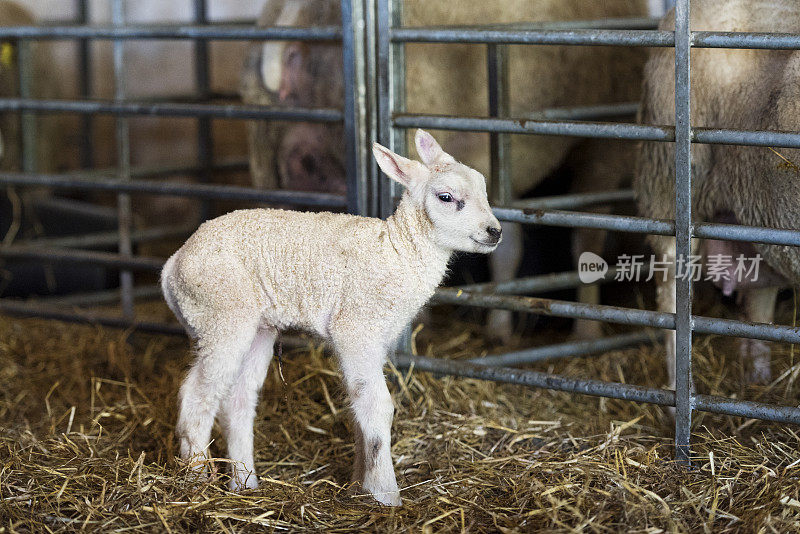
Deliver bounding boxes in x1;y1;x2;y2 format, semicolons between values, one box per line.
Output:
418;135;434;160
375;145;409;185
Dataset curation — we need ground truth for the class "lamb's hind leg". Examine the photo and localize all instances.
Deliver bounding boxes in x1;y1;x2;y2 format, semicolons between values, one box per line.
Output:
219;326;277;491
177;317;259;474
335;337;401;506
740;287;779;384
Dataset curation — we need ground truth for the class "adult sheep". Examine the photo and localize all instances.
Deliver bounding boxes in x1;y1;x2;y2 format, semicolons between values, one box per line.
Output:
635;0;799;388
240;0;650;341
0;0;63;174
0;0;68;251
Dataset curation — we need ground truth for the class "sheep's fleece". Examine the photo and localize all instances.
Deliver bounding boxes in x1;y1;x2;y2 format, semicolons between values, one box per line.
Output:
161;129;501;506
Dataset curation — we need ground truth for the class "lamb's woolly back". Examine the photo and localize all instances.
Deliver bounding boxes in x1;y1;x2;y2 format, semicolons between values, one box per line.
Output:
164;199;450;342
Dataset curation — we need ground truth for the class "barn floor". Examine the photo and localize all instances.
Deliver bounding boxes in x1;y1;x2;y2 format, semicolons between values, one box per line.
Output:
2;300;800;532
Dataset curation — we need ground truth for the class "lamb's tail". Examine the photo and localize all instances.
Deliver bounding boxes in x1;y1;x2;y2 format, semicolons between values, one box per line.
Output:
161;254;191;335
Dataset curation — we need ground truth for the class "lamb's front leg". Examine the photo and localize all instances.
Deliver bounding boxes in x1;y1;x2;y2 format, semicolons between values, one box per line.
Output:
335;340;401;506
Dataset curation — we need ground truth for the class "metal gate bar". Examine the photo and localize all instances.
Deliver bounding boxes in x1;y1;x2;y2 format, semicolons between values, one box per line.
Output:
0;26;342;40
394;114;800;149
467;331;654;367
392;27;800;50
449;270;618;295
341;0;368;215
75;0;93;168
487;42;510;206
0;22;797;50
112;0;134;319
56;159;248;181
0;171;346;207
673;0;693;464
193;0;213;223
0;98;342;121
14;224;195;249
392;353;800;425
40;285;163;307
511;190;634;210
492;208;800;247
376;0;405;218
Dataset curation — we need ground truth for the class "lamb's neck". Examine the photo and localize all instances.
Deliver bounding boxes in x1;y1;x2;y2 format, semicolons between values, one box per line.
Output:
385;195;452;287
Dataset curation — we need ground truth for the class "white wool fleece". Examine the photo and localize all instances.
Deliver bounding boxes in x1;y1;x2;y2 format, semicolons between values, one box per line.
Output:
161;129;501;506
165;199;450;349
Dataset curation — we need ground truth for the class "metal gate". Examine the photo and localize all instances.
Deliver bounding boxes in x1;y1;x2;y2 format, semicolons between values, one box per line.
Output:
1;0;800;463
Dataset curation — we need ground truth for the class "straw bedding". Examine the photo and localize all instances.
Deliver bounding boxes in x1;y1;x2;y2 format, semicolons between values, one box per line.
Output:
2;298;800;532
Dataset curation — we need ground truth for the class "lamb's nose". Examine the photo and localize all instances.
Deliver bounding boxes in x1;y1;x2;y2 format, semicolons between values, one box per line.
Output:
487;226;502;240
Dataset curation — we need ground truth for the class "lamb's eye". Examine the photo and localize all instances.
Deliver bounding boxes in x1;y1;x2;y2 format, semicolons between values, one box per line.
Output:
437;192;453;203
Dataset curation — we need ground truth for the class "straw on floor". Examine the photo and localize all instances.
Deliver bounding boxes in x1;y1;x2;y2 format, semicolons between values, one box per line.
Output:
2;301;800;532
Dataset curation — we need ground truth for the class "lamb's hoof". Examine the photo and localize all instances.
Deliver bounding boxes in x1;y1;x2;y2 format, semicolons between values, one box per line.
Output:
487;309;514;344
229;471;259;492
741;338;772;384
177;455;215;493
349;480;401;506
569;319;603;341
178;454;211;477
370;489;402;507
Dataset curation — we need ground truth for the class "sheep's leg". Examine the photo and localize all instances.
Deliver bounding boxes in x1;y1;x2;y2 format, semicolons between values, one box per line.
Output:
568;138;630;340
219;326;277;491
337;346;401;506
739;287;779;384
655;253;678;391
571;226;606;340
652;252;679;419
487;221;523;343
177;320;259;474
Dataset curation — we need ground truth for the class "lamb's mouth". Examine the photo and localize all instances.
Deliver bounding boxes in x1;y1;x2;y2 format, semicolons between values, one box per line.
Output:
471;237;499;248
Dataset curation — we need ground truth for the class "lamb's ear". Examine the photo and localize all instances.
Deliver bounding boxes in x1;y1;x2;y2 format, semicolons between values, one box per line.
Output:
415;129;454;166
372;142;426;187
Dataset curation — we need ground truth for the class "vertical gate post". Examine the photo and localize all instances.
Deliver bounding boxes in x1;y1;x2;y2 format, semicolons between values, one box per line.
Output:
18;40;35;175
673;0;694;465
363;0;380;218
377;0;405;219
376;0;413;351
341;0;369;216
112;0;134;320
193;0;213;223
487;44;511;206
76;0;93;169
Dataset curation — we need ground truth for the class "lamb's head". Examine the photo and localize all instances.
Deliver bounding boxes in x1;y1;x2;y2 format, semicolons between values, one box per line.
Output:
372;129;502;254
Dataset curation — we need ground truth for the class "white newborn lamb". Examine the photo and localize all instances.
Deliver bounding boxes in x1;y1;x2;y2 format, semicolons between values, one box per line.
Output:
161;129;502;506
